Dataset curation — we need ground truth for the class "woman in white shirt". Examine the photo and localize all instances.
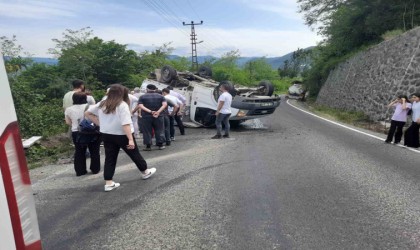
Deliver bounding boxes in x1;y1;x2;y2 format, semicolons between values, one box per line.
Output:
85;84;156;192
65;92;101;176
404;93;420;148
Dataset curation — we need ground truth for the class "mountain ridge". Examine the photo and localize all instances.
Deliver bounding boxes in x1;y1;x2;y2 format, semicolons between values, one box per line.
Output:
30;47;313;69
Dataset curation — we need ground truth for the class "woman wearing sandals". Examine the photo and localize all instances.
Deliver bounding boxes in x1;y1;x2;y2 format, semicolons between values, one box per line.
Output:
404;93;420;148
385;95;411;144
85;84;156;191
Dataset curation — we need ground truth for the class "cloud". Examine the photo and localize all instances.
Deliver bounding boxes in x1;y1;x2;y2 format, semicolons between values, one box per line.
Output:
0;0;153;20
0;1;75;19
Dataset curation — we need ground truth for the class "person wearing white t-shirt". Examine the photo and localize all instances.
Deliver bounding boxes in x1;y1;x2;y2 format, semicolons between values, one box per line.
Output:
132;87;143;137
128;92;140;138
85;84;156;192
65;92;101;176
212;83;232;139
167;87;186;135
162;88;181;141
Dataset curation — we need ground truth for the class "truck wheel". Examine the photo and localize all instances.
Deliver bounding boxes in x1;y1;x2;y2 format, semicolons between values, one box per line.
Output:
198;66;212;78
161;65;177;83
258;80;274;96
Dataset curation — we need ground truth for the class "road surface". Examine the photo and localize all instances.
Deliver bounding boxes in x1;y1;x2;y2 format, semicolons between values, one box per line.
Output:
31;100;420;249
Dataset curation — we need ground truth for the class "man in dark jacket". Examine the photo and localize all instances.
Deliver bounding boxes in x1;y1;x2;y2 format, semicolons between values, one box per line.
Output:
137;84;167;150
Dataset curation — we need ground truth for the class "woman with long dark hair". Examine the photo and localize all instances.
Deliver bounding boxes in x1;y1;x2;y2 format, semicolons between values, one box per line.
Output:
385;95;411;144
404;93;420;148
85;84;156;191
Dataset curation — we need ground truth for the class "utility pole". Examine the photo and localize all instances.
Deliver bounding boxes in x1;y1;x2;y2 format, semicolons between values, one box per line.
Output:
183;20;203;70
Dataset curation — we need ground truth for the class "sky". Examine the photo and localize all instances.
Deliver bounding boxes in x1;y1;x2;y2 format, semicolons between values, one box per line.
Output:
0;0;322;58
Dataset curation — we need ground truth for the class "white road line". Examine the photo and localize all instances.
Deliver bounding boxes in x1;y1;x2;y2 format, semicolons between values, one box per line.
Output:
286;99;420;154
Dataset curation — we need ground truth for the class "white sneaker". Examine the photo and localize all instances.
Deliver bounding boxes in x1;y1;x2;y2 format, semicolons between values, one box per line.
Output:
104;182;120;192
141;168;156;180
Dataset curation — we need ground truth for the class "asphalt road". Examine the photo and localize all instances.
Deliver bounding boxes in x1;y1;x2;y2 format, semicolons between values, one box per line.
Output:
31;100;420;250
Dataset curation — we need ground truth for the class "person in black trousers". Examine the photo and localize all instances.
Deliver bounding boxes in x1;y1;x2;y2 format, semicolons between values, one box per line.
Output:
162;88;180;142
385;95;411;144
135;84;168;150
65;92;101;176
85;84;156;192
167;86;186;137
404;93;420;148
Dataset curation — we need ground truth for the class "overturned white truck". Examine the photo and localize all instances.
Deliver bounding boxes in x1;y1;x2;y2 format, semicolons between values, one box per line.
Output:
141;65;281;127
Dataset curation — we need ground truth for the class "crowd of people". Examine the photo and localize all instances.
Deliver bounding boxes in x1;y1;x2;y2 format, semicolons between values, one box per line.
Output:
62;79;233;192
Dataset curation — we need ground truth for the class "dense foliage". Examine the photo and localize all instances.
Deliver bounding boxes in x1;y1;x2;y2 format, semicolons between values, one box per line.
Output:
297;0;420;97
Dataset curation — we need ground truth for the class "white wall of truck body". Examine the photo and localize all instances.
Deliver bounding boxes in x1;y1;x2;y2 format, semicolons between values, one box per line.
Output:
0;54;42;250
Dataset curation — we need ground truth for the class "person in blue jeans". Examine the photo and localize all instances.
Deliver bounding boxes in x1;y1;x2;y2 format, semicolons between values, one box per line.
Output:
212;83;233;139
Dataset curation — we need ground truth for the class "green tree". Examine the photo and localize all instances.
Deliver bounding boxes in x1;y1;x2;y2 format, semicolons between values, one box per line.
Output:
1;35;32;76
244;58;277;82
211;50;246;83
137;43;175;77
58;37;139;89
17;63;67;98
298;0;420;97
278;48;312;78
48;27;93;57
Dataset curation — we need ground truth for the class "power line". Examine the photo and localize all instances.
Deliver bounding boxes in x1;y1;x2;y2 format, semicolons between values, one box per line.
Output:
151;0;184;23
141;0;223;58
186;0;201;20
142;0;188;36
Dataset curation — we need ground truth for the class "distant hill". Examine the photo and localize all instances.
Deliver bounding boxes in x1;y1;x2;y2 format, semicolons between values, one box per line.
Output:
29;47;313;69
31;57;58;65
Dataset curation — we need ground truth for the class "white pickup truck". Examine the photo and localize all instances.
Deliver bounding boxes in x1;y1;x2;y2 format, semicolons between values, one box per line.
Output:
0;54;42;250
141;65;281;127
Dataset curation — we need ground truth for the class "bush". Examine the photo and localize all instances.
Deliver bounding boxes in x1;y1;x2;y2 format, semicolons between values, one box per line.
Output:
10;80;66;138
381;29;405;41
271;78;300;94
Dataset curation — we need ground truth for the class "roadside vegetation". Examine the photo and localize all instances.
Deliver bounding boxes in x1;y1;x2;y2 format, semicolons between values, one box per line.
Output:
297;0;420;97
300;99;389;134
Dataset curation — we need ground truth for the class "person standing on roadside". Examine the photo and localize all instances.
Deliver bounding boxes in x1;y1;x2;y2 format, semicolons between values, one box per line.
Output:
211;83;232;139
63;79;95;111
404;93;420;148
162;88;181;141
162;88;180;144
132;87;143;138
385;95;411;144
85;84;156;192
63;79;85;111
128;90;139;138
65;92;101;176
167;86;186;136
137;84;168;150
